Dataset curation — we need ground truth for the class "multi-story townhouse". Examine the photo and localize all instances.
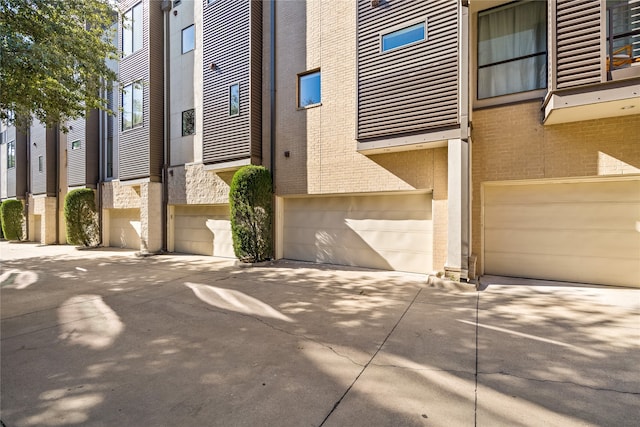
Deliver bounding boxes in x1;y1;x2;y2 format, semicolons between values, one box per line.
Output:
101;0;165;252
470;0;640;287
267;0;470;278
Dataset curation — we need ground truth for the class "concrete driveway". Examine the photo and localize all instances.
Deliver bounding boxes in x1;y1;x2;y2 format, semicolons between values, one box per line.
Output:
1;242;639;426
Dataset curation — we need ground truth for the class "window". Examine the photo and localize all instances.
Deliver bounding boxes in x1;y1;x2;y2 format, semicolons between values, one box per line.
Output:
182;25;195;54
182;109;195;136
298;70;321;108
123;2;143;56
381;20;427;52
106;137;114;178
38;156;44;173
71;140;81;150
122;81;143;131
7;140;15;169
229;84;240;116
477;0;547;99
173;0;181;6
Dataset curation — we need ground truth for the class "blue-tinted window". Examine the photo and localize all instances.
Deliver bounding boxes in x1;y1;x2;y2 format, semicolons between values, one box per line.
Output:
381;21;426;52
7;140;15;168
71;140;81;150
229;84;240;116
298;71;321;108
182;25;194;54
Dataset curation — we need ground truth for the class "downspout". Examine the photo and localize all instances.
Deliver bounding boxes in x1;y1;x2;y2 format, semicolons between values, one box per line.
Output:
161;0;171;252
24;125;30;241
269;0;277;259
98;104;104;246
54;125;60;243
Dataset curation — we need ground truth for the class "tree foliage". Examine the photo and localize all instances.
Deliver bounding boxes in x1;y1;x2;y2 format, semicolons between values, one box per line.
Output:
0;0;119;130
229;166;273;263
0;199;24;241
64;188;99;247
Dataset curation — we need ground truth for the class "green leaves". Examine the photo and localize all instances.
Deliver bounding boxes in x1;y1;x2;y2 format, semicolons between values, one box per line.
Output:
0;0;119;130
64;188;99;247
229;166;273;263
0;199;24;241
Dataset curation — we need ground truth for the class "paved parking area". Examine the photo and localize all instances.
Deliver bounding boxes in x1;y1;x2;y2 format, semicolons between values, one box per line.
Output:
1;242;639;426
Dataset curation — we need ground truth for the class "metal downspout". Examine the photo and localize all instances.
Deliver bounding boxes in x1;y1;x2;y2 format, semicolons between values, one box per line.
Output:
161;1;171;252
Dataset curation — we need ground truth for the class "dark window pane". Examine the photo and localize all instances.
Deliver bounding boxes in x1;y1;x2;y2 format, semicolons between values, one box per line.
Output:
182;109;195;136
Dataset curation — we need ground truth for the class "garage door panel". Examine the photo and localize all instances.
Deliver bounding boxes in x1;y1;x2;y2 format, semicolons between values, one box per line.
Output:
485;251;638;288
485;203;638;231
173;205;234;258
484;180;640;204
109;208;140;249
283;194;433;274
485;228;639;258
484;179;640;287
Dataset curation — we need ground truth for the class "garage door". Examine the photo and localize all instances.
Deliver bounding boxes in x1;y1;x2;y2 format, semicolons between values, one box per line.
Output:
109;208;140;249
483;178;640;287
173;205;234;258
283;193;433;273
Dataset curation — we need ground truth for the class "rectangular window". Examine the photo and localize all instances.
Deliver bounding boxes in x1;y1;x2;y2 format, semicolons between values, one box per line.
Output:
381;20;427;52
122;81;143;131
477;0;547;99
71;140;81;150
7;140;15;169
106;137;114;178
38;155;44;173
229;84;240;116
173;0;181;6
182;24;195;54
123;2;143;56
298;70;321;108
182;109;195;136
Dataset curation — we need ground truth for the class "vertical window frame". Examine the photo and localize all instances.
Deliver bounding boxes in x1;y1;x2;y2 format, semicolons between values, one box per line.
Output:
297;69;321;109
182;109;195;136
7;140;16;169
229;83;240;117
182;24;195;54
38;155;44;173
122;81;143;131
122;2;143;57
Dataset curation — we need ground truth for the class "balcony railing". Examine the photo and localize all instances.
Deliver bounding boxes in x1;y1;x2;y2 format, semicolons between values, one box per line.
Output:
607;1;640;79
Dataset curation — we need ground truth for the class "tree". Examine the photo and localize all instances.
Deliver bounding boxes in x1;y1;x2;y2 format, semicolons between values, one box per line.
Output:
0;0;119;130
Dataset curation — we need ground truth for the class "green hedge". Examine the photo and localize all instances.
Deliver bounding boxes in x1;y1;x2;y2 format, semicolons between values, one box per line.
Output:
64;188;99;247
0;199;24;241
229;165;273;262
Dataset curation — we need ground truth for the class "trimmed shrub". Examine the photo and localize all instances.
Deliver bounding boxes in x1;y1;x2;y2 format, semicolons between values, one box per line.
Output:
0;199;24;241
64;188;99;247
229;165;273;262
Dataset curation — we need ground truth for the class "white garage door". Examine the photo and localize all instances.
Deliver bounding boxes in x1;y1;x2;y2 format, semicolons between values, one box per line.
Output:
483;178;640;288
109;208;140;249
173;205;234;258
283;193;433;274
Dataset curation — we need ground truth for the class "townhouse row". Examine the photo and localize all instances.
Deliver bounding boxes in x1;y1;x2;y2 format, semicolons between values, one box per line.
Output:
1;0;639;287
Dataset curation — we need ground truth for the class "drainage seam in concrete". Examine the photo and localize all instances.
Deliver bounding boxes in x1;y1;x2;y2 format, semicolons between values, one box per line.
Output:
474;292;480;427
318;287;423;427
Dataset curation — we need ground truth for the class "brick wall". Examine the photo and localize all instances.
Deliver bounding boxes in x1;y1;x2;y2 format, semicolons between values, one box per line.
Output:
471;101;640;271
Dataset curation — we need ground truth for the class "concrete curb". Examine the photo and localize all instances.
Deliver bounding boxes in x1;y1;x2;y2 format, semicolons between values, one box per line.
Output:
426;274;477;292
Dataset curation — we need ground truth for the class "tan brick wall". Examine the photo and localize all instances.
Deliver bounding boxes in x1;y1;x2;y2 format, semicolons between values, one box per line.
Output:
272;0;450;271
471;101;640;271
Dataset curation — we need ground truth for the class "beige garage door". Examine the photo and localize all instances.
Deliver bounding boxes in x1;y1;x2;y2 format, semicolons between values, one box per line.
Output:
483;178;640;287
173;205;234;258
283;193;433;273
109;208;140;249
